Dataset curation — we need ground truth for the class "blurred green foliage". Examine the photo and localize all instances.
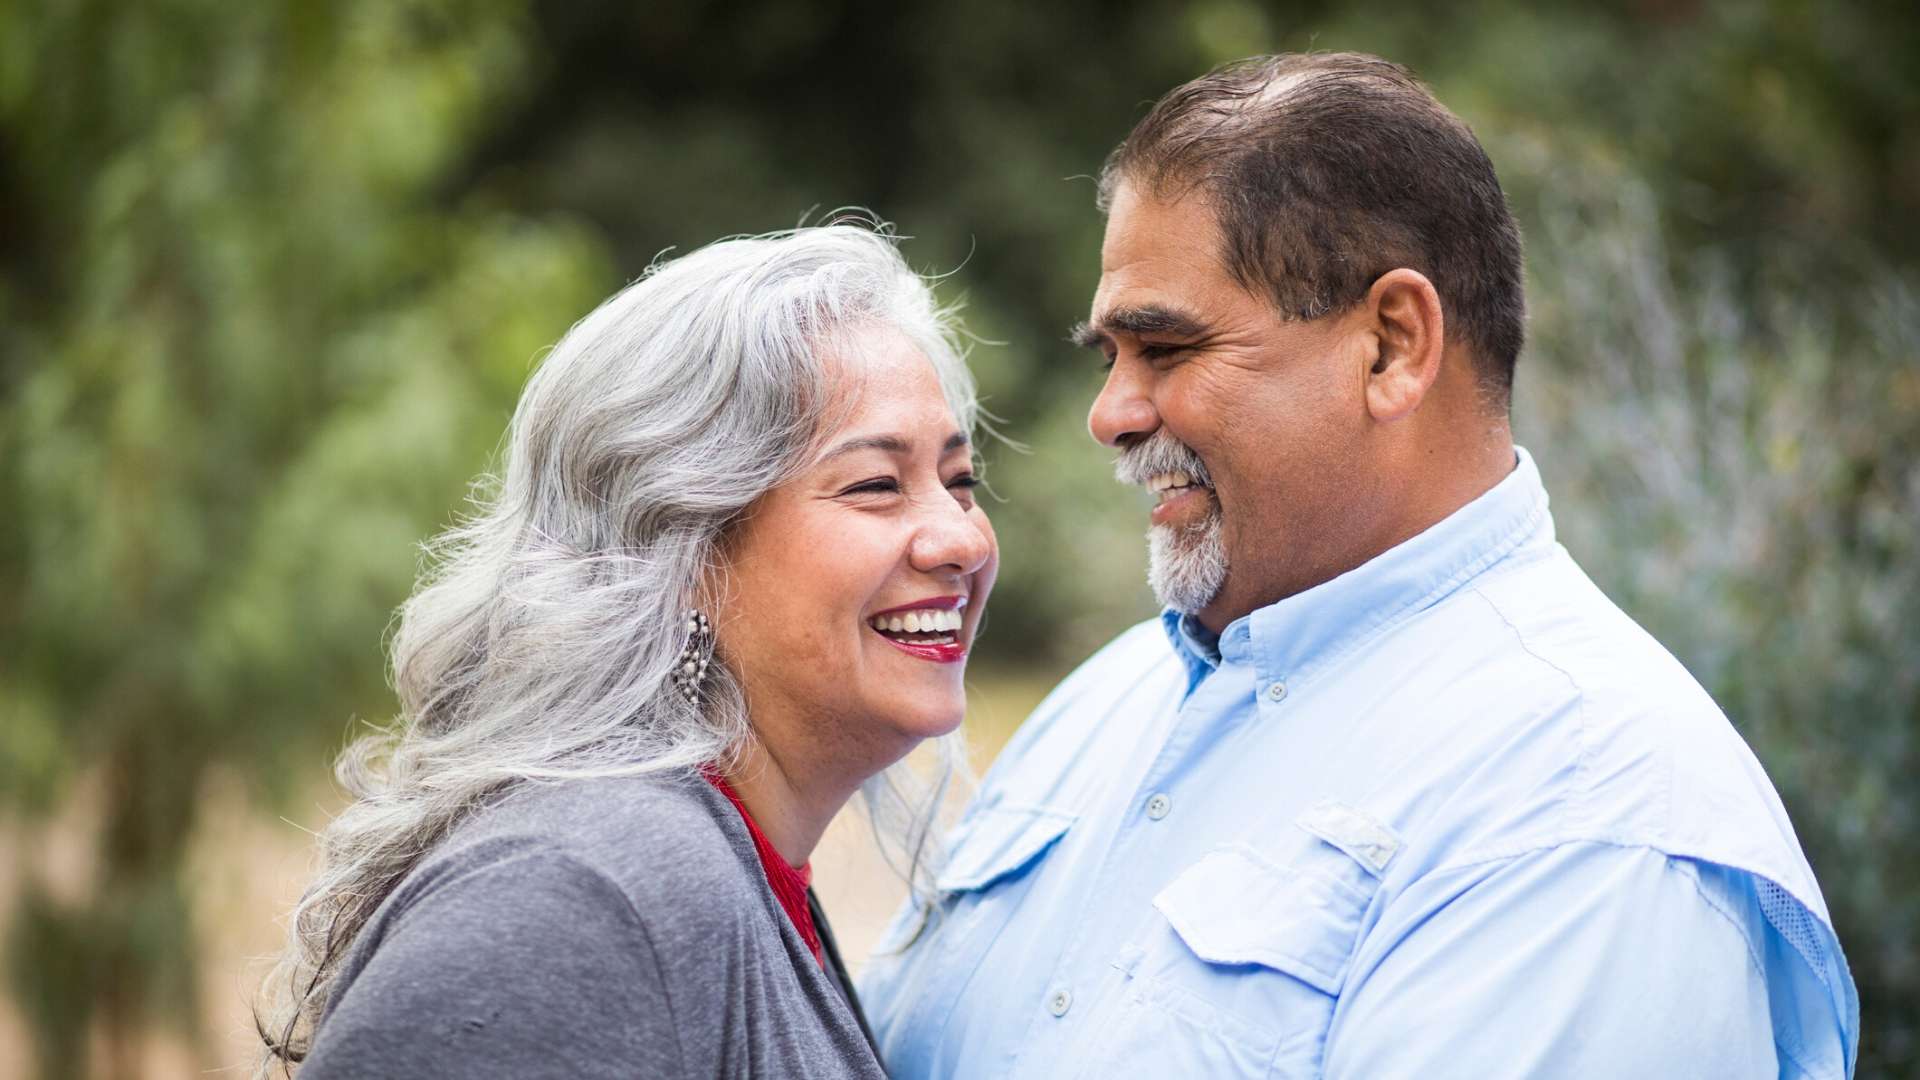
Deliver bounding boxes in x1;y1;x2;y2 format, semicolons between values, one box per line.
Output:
0;1;608;1071
1;0;1915;1074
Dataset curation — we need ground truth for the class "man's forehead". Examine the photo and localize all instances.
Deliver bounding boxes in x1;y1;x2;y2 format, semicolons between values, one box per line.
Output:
1100;181;1219;263
1096;182;1234;308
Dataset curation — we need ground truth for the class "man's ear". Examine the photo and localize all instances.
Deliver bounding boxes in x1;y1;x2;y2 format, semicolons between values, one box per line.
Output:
1362;268;1445;422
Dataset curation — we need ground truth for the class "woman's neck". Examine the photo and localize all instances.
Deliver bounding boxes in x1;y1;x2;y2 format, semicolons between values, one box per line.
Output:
716;739;855;869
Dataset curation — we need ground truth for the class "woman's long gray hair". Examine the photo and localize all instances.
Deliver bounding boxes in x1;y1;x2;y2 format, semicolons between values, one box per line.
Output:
256;222;978;1073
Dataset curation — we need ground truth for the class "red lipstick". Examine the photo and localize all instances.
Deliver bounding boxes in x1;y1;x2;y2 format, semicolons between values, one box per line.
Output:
882;638;968;663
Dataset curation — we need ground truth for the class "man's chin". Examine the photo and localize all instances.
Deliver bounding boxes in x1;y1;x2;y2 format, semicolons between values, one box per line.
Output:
1146;521;1229;614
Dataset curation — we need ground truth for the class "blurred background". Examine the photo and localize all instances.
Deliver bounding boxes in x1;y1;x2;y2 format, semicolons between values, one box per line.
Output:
2;0;1916;1075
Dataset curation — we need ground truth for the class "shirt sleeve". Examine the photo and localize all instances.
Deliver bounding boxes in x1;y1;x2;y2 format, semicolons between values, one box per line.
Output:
1324;842;1783;1079
301;850;686;1080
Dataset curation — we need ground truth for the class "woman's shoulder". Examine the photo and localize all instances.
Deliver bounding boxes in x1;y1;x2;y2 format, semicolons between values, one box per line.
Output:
307;776;735;1077
428;768;759;909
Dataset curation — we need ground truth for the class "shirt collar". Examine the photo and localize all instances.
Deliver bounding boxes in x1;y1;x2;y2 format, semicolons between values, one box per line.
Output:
1161;446;1553;697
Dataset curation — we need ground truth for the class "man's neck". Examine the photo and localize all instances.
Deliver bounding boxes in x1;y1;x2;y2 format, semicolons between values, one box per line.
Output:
1196;425;1515;634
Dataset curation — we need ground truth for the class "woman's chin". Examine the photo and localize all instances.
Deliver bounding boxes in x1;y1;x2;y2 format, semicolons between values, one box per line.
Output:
879;699;967;747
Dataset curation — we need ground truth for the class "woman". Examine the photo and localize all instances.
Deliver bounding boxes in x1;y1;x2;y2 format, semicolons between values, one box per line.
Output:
257;223;997;1077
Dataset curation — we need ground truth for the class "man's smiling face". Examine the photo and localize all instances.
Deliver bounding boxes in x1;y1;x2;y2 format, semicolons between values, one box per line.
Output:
1079;179;1377;630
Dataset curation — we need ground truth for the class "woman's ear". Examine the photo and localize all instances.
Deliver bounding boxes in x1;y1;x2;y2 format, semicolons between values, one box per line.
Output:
1362;268;1446;423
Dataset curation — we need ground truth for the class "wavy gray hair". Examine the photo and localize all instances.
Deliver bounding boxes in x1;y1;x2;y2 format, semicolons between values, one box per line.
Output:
257;222;978;1073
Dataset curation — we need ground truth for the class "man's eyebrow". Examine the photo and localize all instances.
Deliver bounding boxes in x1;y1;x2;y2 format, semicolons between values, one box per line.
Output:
1068;321;1105;350
1069;305;1208;350
821;431;970;460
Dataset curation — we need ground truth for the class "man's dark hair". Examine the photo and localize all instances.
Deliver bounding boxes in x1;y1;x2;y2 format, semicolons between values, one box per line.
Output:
1101;52;1526;401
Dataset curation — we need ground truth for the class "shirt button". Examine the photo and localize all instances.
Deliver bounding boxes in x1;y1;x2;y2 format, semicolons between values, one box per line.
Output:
1145;793;1172;820
1047;988;1073;1017
1267;681;1288;702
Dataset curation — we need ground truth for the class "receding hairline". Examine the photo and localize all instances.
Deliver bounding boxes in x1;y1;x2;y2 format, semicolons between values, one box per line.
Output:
1098;57;1451;209
1093;51;1528;401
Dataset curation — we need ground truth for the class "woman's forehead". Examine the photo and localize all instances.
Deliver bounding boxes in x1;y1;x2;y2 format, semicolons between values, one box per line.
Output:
816;331;964;449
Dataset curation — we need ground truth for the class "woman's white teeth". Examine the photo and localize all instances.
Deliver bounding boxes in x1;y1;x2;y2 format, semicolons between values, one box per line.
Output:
870;609;963;633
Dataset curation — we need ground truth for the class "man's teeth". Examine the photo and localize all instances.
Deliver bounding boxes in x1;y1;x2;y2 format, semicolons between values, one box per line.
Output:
1148;470;1198;492
868;609;965;634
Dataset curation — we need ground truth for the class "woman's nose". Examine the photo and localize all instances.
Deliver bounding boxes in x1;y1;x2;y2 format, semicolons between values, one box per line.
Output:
911;499;994;576
1087;361;1160;448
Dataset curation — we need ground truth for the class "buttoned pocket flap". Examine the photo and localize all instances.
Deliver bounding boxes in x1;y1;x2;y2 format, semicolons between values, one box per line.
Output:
935;804;1077;893
1152;842;1375;996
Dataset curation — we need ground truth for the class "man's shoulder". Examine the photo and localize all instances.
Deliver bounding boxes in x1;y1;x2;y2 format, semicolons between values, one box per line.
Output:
1424;547;1824;900
1465;544;1719;715
978;618;1183;788
1062;615;1181;684
1457;546;1747;789
1408;549;1855;1072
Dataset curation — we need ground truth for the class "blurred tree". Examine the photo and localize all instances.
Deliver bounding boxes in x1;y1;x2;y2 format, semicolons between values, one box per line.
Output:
0;0;607;1074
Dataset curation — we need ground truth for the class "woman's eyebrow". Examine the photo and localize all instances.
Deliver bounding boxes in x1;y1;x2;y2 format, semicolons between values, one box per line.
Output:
821;431;969;461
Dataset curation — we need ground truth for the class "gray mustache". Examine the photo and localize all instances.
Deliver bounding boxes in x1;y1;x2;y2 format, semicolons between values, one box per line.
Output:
1114;432;1213;489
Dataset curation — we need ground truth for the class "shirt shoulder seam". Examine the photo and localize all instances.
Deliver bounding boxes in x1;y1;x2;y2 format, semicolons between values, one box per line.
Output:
1463;584;1613;835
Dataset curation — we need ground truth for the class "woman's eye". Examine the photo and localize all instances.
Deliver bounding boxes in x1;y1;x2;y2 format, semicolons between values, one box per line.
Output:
841;477;900;496
948;473;980;491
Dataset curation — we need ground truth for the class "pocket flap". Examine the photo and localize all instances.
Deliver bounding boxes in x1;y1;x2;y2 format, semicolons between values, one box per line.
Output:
935;803;1076;893
1152;842;1375;995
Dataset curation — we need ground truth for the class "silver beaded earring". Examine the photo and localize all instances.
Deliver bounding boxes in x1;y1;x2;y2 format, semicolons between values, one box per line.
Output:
671;610;714;703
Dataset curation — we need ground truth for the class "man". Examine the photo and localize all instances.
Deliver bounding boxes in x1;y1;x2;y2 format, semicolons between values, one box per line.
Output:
861;53;1857;1078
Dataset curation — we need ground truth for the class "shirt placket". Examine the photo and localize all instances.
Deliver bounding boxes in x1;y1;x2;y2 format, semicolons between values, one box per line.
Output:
1008;658;1257;1075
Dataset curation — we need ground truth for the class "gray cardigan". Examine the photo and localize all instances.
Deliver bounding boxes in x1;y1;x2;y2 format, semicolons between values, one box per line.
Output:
301;770;888;1079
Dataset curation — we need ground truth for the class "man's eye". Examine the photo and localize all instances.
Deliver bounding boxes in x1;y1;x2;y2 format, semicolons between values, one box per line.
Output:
842;478;900;496
1137;343;1182;361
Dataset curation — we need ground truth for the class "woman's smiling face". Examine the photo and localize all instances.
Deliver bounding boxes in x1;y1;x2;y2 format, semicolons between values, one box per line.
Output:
714;327;998;780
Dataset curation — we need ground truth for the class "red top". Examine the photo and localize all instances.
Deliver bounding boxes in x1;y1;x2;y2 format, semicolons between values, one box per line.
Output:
703;768;824;966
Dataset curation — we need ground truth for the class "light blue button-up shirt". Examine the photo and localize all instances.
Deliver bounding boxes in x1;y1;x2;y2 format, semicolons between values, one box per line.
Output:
862;449;1857;1079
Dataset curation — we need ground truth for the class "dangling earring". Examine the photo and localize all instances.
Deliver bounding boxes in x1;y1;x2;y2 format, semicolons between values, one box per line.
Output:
672;610;714;703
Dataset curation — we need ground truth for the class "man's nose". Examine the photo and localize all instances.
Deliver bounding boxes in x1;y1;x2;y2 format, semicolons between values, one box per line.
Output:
1088;361;1160;448
911;498;994;576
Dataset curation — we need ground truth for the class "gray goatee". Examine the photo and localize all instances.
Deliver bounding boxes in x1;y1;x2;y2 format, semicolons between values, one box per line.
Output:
1115;431;1228;613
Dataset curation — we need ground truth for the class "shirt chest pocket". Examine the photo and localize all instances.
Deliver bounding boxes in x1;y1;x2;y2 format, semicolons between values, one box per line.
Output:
1072;809;1395;1080
935;802;1077;895
868;802;1076;964
867;802;1080;1071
